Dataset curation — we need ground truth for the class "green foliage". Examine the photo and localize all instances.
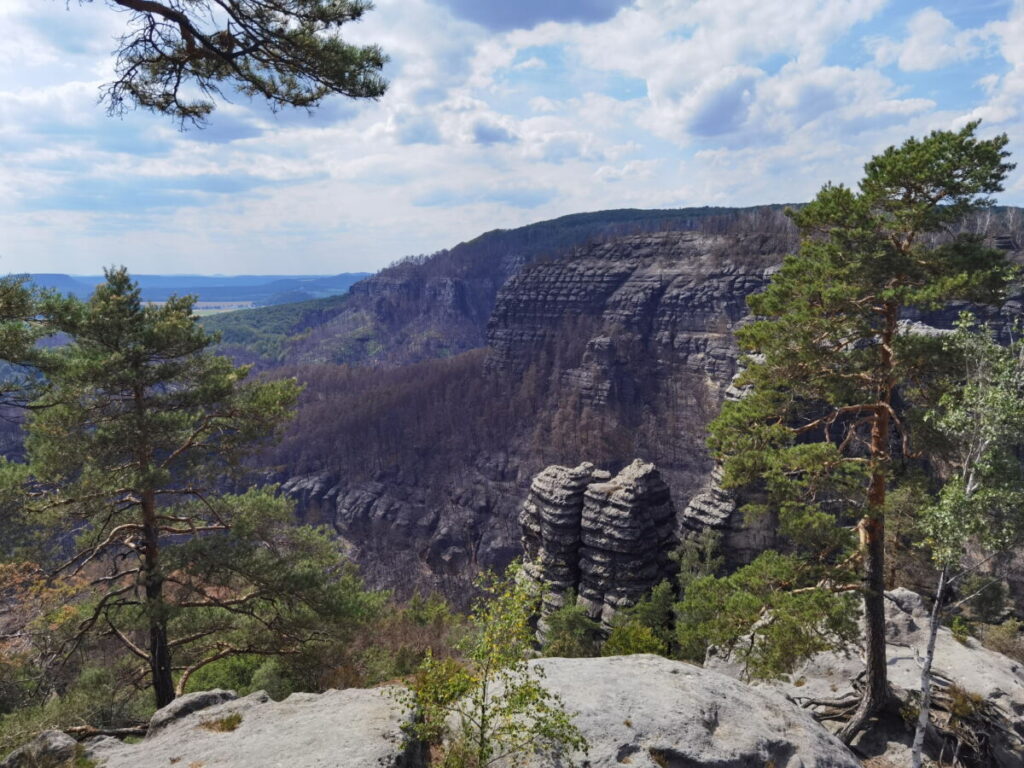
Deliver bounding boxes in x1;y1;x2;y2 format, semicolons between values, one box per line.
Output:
960;574;1007;623
402;566;587;767
0;665;152;756
602;623;667;657
541;593;601;658
918;316;1024;565
201;294;350;363
600;581;676;657
184;655;264;696
700;123;1015;692
96;0;387;126
2;268;387;710
978;619;1024;661
675;532;724;594
675;551;859;679
950;616;972;645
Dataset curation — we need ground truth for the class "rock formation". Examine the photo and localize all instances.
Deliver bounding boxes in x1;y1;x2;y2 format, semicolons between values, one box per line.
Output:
81;687;424;768
520;459;676;630
0;730;78;768
521;655;861;768
34;656;863;768
708;588;1024;767
270;225;1023;606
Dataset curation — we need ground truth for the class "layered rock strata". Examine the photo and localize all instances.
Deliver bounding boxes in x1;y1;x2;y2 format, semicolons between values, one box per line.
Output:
521;460;676;630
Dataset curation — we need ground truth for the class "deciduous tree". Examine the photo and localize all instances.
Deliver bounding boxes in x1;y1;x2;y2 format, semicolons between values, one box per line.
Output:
910;316;1024;768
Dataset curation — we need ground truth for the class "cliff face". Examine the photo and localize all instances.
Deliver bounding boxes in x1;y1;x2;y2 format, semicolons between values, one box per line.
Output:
272;222;1024;602
486;232;782;396
278;231;789;598
213;208;752;368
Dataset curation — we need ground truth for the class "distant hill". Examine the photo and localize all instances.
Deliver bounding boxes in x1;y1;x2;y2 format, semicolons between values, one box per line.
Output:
202;206;769;366
17;272;372;306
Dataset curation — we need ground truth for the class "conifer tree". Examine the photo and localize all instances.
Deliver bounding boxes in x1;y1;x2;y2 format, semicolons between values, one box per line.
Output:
14;268;361;708
83;0;388;126
707;121;1014;741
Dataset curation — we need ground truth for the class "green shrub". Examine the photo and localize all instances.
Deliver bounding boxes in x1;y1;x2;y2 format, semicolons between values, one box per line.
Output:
960;575;1007;623
951;616;972;645
602;623;667;657
541;593;600;658
978;618;1024;661
185;655;263;696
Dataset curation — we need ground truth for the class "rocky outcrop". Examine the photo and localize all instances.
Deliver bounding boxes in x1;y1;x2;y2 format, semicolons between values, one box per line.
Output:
147;689;238;735
272;223;1024;604
521;460;677;630
709;588;1024;767
83;687;424;768
8;655;871;768
280;232;786;599
521;655;861;768
0;731;78;768
486;232;779;394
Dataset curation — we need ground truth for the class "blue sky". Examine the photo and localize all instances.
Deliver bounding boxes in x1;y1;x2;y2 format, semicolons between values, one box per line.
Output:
2;0;1023;275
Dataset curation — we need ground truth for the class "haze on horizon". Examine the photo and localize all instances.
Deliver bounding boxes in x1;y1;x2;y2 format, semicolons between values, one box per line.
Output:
1;0;1022;276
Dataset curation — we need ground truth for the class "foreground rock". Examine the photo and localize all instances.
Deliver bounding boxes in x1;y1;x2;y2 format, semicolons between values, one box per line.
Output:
0;730;78;768
83;687;423;768
710;588;1024;767
525;655;860;768
6;655;865;768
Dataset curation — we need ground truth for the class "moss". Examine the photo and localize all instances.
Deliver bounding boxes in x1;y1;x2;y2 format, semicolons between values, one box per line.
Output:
198;712;243;732
73;745;99;768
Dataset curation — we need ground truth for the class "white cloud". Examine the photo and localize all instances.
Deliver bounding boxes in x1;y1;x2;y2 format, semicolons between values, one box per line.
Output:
2;0;1023;275
869;8;982;72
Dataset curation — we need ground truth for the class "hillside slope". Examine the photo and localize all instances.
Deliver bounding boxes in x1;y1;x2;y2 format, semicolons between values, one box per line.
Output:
205;207;771;366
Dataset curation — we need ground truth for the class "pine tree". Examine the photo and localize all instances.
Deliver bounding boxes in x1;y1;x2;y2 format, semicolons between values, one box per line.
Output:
89;0;388;126
16;268;357;708
708;121;1014;741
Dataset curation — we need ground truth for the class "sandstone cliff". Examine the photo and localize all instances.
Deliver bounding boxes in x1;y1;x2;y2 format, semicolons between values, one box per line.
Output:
270;222;1023;600
520;460;676;631
278;231;786;598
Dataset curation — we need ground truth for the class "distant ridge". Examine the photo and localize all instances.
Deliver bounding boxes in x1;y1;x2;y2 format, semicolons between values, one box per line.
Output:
15;272;371;306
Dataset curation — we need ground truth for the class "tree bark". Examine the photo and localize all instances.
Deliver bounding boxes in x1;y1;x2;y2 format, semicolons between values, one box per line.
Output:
838;304;897;744
911;564;947;768
142;486;175;709
135;380;175;709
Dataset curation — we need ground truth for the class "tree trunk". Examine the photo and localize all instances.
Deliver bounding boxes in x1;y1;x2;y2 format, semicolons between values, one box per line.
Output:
838;304;896;744
837;505;889;743
911;564;947;768
134;380;175;709
141;486;174;708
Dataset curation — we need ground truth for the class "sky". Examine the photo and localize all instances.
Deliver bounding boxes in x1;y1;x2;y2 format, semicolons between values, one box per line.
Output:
1;0;1023;275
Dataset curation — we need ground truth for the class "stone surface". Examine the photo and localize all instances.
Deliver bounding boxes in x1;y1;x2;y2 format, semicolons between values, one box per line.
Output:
710;588;1024;768
147;688;238;735
521;655;861;768
0;730;77;768
85;688;424;768
520;460;677;630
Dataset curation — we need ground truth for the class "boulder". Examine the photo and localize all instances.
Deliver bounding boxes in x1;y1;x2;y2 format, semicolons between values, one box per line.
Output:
147;688;238;736
0;730;78;768
521;655;860;768
84;688;424;768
